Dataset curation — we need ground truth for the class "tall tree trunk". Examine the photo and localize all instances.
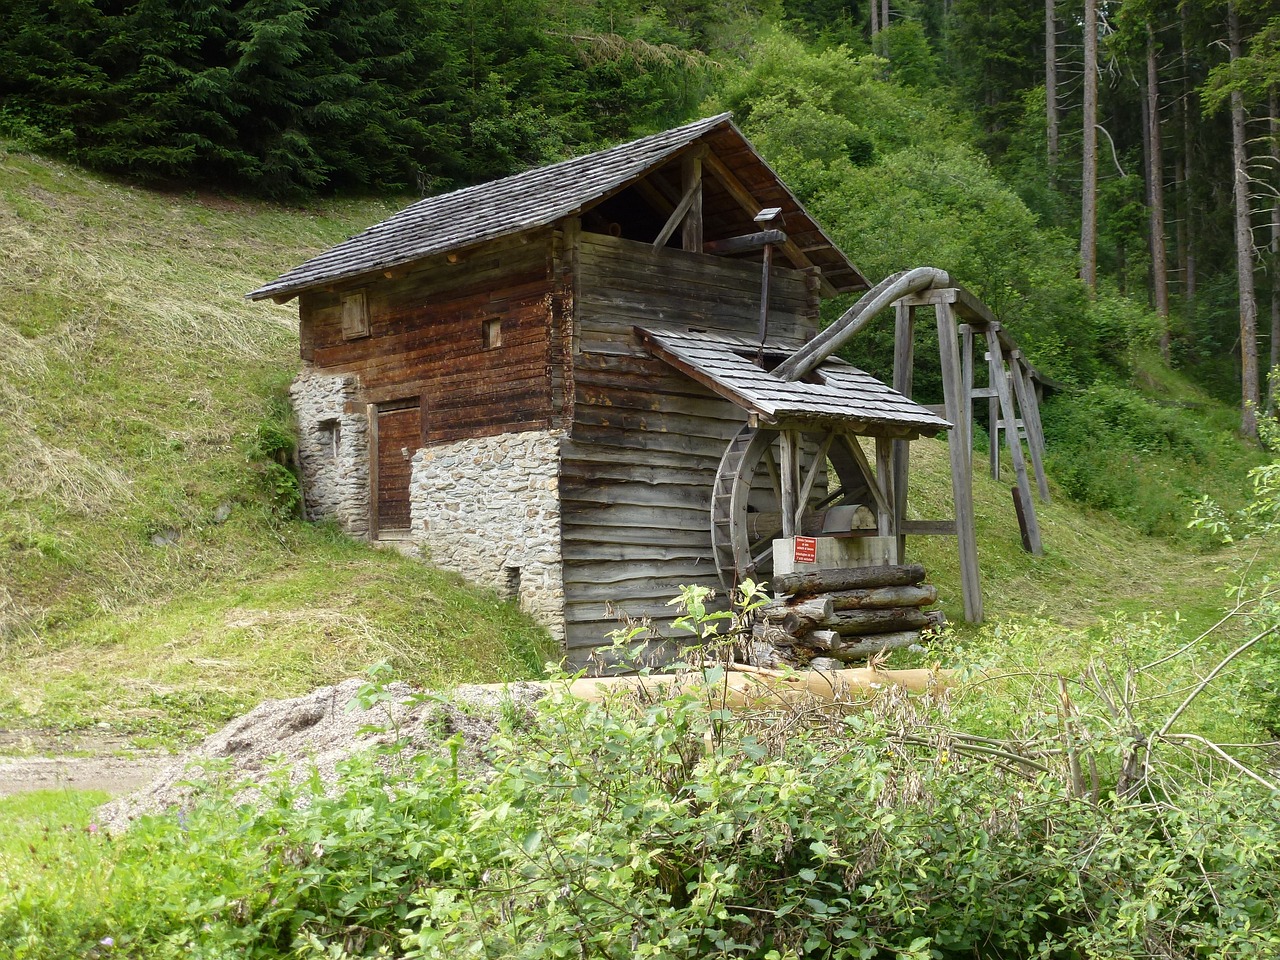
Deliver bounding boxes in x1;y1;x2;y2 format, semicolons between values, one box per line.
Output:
1046;0;1058;176
1180;6;1197;303
871;0;880;37
1147;24;1170;359
1229;1;1260;438
1271;89;1279;412
1081;0;1098;292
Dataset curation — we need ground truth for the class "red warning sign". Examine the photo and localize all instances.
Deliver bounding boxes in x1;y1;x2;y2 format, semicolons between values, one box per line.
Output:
793;536;817;564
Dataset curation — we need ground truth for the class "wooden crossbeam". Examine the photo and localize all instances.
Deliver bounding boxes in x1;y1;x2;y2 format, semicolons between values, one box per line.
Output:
839;432;890;517
703;230;786;256
652;176;701;250
702;151;835;296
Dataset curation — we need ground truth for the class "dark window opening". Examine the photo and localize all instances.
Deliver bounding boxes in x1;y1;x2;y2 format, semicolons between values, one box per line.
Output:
483;318;502;349
318;418;341;458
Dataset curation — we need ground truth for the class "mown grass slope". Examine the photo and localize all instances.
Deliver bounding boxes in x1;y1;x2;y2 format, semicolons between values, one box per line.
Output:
1;145;1272;747
0;146;552;744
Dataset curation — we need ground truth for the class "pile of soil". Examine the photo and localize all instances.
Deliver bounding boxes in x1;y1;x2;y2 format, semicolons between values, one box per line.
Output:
97;677;546;833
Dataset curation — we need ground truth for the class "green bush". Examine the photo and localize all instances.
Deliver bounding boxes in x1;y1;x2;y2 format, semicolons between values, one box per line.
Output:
6;662;1280;959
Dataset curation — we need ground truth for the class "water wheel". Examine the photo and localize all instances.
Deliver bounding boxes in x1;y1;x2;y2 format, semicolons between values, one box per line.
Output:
710;424;877;590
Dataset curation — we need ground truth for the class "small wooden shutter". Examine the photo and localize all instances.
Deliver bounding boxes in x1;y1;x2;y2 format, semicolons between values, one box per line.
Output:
374;403;419;535
341;290;370;339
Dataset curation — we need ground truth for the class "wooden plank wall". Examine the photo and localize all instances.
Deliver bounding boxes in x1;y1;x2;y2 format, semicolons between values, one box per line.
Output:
562;232;819;662
298;230;562;444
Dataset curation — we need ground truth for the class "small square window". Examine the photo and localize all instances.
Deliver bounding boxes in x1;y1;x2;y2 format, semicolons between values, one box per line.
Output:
341;290;370;340
483;318;502;349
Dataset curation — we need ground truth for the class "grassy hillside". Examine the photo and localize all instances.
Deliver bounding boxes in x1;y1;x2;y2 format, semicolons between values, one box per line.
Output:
0;145;552;744
1;143;1272;747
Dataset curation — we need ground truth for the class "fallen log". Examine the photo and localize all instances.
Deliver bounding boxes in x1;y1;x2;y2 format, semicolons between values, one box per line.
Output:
829;607;931;636
554;666;950;706
771;564;926;596
828;584;938;610
759;596;834;628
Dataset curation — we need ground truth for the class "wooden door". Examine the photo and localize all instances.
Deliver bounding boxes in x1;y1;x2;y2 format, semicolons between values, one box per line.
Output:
372;401;420;538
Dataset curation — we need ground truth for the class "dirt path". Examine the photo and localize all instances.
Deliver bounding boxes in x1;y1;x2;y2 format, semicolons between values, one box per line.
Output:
0;730;169;797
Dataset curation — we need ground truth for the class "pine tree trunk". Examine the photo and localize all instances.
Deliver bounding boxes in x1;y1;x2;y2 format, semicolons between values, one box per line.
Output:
1081;0;1098;292
1229;1;1260;438
1180;7;1197;303
1046;0;1058;176
871;0;880;36
1147;24;1170;359
1270;89;1279;412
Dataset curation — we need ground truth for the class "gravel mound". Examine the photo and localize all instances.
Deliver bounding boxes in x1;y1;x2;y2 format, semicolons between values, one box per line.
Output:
98;678;546;833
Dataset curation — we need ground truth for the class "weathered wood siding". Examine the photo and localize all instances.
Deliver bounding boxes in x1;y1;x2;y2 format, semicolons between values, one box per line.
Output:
562;232;820;663
298;230;564;444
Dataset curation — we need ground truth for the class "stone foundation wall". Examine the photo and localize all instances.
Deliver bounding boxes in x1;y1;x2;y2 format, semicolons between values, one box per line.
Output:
289;366;370;537
411;431;565;641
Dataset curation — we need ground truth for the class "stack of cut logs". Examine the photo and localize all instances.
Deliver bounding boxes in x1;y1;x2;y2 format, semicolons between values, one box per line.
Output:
749;564;944;669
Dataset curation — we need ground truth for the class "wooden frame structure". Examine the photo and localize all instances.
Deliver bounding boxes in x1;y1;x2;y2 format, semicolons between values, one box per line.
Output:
896;285;1055;621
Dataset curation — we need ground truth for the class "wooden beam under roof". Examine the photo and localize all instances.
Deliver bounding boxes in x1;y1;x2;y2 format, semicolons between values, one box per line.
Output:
702;152;836;297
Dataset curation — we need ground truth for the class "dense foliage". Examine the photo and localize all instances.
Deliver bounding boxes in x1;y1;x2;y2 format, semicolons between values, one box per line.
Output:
5;660;1280;959
0;0;712;197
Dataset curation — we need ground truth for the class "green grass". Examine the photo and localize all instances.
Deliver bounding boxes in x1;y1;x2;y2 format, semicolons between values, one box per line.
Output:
0;144;554;744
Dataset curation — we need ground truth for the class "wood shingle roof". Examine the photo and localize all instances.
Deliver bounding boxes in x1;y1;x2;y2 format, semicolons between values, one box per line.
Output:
248;114;865;302
635;327;950;438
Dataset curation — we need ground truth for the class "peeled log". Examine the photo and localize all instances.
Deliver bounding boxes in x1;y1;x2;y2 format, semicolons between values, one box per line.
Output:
828;584;938;610
771;564;926;596
760;596;834;627
824;630;923;662
557;666;950;705
829;607;931;636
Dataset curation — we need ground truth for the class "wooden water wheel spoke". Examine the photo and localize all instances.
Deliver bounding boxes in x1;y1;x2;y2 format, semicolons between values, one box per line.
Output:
712;424;873;589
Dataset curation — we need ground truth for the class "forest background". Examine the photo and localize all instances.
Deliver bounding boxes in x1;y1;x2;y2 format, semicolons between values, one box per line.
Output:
2;0;1279;441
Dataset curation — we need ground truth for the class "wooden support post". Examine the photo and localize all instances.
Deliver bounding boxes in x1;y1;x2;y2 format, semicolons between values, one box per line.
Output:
779;431;797;539
682;151;703;253
960;323;975;474
875;435;895;553
986;328;1042;556
892;302;914;561
1011;352;1050;503
937;302;983;623
988;389;998;483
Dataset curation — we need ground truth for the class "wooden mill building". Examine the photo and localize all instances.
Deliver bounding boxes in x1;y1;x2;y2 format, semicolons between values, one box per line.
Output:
249;114;955;668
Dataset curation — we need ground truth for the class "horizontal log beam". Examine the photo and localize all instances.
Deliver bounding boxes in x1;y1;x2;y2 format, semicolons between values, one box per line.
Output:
771;564;926;595
828;584;938;610
759;595;834;627
829;607;931;636
702;230;787;256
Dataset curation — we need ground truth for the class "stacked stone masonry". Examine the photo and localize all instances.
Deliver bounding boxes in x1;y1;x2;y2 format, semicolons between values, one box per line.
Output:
291;368;567;642
290;366;371;538
410;431;565;642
